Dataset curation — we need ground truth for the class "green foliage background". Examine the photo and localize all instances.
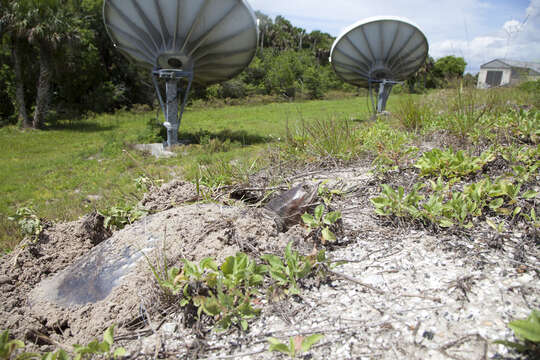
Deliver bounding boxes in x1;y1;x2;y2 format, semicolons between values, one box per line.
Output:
0;1;467;127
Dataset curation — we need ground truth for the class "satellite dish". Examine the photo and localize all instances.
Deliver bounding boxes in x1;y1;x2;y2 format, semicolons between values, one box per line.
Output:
103;0;259;146
330;16;429;113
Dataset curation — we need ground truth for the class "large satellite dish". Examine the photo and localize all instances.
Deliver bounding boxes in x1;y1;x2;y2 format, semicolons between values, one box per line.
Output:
103;0;259;146
330;16;429;113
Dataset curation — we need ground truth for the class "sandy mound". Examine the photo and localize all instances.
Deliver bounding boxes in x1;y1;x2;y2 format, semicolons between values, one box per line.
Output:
2;202;307;346
139;180;200;212
0;212;110;342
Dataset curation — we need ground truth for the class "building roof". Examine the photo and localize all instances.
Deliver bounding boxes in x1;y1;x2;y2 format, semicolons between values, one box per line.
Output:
481;59;540;73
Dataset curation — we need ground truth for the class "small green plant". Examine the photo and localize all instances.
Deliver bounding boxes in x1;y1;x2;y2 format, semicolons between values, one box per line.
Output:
72;325;126;360
148;256;217;303
371;183;424;219
99;205;147;231
40;350;71;360
371;176;535;230
421;194;453;228
317;181;344;206
0;326;125;360
301;204;341;243
415;148;495;179
0;330;25;359
262;242;313;295
486;218;506;233
196;253;265;331
444;193;477;228
512;164;539;184
267;334;324;358
510;109;539;144
495;310;540;357
8;207;43;243
523;208;540;229
134;175;151;192
159;254;265;332
195;277;261;331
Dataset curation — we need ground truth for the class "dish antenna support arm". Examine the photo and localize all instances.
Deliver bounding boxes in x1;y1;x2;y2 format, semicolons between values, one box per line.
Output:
369;79;400;113
152;69;194;148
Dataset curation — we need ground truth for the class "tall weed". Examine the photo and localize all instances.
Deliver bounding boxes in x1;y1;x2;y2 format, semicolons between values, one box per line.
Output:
448;82;490;139
394;96;434;132
284;117;360;161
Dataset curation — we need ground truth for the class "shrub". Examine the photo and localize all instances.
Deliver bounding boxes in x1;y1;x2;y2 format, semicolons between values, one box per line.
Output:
519;79;540;94
303;66;326;99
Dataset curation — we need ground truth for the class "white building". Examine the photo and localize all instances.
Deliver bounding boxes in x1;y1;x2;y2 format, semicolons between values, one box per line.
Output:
477;59;540;88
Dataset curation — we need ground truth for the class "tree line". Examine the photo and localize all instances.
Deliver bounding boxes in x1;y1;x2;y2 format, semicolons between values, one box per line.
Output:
0;0;468;129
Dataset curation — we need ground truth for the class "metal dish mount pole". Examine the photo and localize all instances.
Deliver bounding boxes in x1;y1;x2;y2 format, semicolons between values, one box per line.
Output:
368;79;400;114
152;69;194;148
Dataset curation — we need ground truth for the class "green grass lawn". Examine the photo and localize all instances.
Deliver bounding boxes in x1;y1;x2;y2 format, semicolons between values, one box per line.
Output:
0;96;375;250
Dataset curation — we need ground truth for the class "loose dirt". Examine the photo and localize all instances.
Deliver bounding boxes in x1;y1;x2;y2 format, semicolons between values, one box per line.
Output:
0;156;538;359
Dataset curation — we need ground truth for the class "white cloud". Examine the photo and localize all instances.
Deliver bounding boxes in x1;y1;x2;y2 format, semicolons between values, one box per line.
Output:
503;19;523;34
247;0;540;73
432;0;540;71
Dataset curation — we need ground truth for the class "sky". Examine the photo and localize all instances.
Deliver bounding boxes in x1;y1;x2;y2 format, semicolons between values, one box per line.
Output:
248;0;540;73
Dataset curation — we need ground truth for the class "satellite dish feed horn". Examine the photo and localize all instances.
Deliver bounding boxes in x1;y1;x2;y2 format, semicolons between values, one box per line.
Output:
103;0;259;147
330;16;429;113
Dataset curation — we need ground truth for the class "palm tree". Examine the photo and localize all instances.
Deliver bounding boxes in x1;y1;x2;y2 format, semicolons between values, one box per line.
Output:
2;0;80;129
0;0;32;128
24;0;80;128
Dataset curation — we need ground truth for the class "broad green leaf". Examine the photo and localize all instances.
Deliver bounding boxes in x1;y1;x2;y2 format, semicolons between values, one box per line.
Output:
439;218;454;228
301;334;324;352
103;325;115;345
289;337;296;356
200;298;221;316
41;353;55;360
14;352;40;360
98;341;110;353
200;258;218;271
261;254;283;269
267;338;290;355
493;340;528;352
314;204;325;222
323;211;341;225
489;198;504;210
509;318;540;342
287;285;300;295
486;219;498;231
296;261;312;279
522;190;538;199
285;242;292;258
9;339;24;350
370;196;388;205
113;347;127;359
221;256;235;276
240;320;248;331
374;208;389;216
322;227;336;242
